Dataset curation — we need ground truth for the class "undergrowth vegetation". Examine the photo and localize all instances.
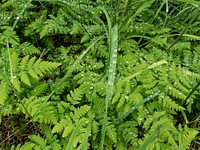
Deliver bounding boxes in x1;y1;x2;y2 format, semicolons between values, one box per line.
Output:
0;0;200;149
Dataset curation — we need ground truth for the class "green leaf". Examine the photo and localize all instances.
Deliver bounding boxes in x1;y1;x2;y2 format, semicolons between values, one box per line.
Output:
20;71;31;86
66;119;85;150
62;123;74;138
81;34;90;43
13;78;21;92
139;124;162;150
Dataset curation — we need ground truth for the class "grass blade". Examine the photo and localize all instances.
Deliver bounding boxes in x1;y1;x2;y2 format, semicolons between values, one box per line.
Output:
114;91;160;124
66;119;85;150
167;8;199;51
177;0;200;7
98;7;112;37
81;123;92;150
139;124;162;150
100;25;118;150
123;0;156;32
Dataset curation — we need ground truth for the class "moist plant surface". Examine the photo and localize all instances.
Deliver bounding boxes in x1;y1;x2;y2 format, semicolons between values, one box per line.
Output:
0;0;200;150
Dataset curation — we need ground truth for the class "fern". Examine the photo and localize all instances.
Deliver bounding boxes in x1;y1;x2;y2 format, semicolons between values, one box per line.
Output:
106;122;117;144
67;87;84;105
17;42;40;55
0;79;11;105
70;105;90;121
40;14;70;38
52;116;73;137
12;133;62;150
1;0;200;149
21;96;57;124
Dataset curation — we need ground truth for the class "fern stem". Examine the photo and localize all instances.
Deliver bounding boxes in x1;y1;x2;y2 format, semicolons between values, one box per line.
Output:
6;38;13;83
6;0;32;84
181;110;189;124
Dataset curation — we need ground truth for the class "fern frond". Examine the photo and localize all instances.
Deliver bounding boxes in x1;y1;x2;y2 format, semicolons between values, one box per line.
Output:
19;56;61;84
70;105;90;121
66;119;86;150
18;42;40;55
13;77;21;92
178;125;198;149
28;135;47;147
21;96;57;124
24;10;47;36
0;80;11;105
118;121;138;147
1;26;20;45
158;95;185;112
14;142;35;150
106;123;117;144
30;82;48;96
52;117;71;133
40;14;69;38
62;122;74;138
67;87;84;105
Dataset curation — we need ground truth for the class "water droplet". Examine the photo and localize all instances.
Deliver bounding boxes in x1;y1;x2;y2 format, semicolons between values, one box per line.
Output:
166;0;169;13
108;80;112;85
112;54;117;58
114;49;117;53
113;60;117;65
133;134;137;138
125;95;129;99
109;69;113;73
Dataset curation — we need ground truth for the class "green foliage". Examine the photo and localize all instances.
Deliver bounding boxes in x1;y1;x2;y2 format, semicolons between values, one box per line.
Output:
0;0;200;150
